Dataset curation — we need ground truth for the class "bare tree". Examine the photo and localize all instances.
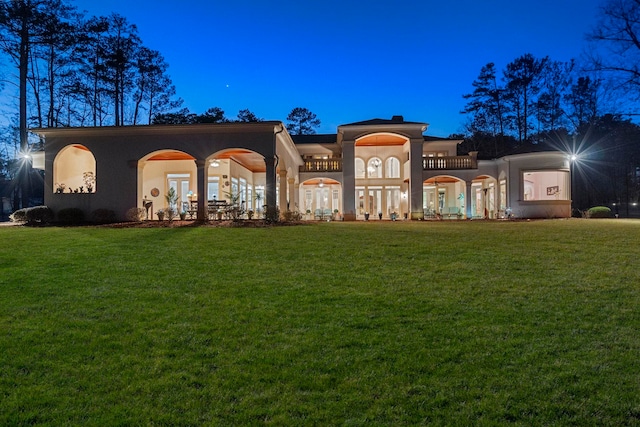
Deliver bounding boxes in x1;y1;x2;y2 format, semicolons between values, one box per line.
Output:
587;0;640;104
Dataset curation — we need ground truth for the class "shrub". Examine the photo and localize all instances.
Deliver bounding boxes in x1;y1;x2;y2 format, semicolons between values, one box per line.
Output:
165;207;178;221
587;206;612;219
20;206;54;225
126;207;146;222
282;210;302;222
91;208;116;224
9;208;28;223
57;208;85;225
263;206;280;223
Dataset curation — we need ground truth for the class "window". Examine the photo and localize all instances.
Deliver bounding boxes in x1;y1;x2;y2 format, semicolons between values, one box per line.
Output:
231;177;238;200
239;178;247;205
305;189;313;212
167;173;190;210
355;158;365;178
499;180;507;210
386;186;401;214
367;158;382;178
208;177;219;200
385;157;400;178
523;170;569;201
424;151;448;158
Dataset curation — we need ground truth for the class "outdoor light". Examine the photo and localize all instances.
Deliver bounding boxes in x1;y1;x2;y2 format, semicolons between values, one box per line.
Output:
570;154;578;162
319;179;324;188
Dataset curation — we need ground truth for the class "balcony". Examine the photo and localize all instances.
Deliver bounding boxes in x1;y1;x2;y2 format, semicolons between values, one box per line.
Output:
422;154;477;170
300;158;343;173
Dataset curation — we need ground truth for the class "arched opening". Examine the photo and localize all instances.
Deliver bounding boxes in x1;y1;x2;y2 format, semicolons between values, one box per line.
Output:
423;175;466;219
299;177;342;220
139;150;197;217
53;144;96;193
470;175;498;219
354;133;408;219
208;148;266;217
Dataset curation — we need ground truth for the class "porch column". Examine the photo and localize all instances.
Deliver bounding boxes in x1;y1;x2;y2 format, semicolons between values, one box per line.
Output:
465;181;472;219
288;177;296;211
195;159;207;220
279;170;288;212
264;155;277;216
409;138;424;220
294;182;300;212
342;140;356;220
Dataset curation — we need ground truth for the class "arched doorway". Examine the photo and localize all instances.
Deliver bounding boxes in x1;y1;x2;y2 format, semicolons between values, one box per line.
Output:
354;133;408;219
300;178;342;220
423;176;466;219
470;175;498;219
208;148;266;216
139;150;197;217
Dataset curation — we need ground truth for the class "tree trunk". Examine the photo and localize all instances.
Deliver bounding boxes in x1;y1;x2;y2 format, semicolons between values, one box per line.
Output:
19;12;30;208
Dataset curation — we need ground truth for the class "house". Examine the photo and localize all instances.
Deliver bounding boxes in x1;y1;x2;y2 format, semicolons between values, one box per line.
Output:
32;116;571;221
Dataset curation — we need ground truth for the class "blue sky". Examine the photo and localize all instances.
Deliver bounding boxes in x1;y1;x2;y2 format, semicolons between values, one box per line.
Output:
73;0;603;136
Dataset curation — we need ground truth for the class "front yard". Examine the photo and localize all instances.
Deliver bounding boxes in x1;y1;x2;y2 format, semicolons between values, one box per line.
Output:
1;219;638;425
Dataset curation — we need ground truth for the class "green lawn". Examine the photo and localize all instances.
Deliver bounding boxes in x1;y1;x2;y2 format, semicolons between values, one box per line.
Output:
1;219;639;425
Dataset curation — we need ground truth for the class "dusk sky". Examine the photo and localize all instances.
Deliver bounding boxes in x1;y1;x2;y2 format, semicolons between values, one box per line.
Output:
73;0;604;136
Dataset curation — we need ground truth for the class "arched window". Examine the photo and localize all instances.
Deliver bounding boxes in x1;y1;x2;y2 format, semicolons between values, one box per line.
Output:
385;157;400;178
53;144;97;193
355;158;365;179
367;157;382;178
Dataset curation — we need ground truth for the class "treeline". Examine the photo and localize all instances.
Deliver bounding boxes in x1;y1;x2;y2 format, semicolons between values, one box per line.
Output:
458;54;605;158
458;51;640;212
0;0;182;131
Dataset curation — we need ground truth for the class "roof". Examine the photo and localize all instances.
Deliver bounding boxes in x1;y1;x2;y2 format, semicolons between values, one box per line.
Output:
340;115;426;127
291;134;337;144
423;135;462;143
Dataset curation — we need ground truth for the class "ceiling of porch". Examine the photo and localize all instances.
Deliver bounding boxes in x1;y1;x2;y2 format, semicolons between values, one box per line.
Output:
355;134;407;146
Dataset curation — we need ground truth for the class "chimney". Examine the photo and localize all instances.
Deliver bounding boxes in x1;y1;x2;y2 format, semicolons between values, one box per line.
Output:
391;115;404;123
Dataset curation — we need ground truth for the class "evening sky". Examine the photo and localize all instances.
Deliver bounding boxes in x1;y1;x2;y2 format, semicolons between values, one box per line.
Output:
72;0;603;136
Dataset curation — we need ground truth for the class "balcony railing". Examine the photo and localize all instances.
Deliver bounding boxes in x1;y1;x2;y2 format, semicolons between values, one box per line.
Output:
300;158;343;173
422;155;477;170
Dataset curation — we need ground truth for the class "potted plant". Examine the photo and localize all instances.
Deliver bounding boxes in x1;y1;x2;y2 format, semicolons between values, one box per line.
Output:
247;209;254;219
179;210;187;220
83;171;95;193
364;211;370;221
156;208;165;221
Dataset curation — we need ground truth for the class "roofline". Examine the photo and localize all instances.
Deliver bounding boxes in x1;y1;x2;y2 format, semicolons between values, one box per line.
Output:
501;151;569;161
31;121;285;137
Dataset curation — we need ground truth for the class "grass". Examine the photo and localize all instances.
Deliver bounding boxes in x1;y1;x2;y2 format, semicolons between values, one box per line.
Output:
0;219;639;425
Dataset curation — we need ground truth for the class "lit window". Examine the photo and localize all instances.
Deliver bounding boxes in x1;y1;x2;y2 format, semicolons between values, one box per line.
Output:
385;157;400;178
523;171;569;201
355;158;365;178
